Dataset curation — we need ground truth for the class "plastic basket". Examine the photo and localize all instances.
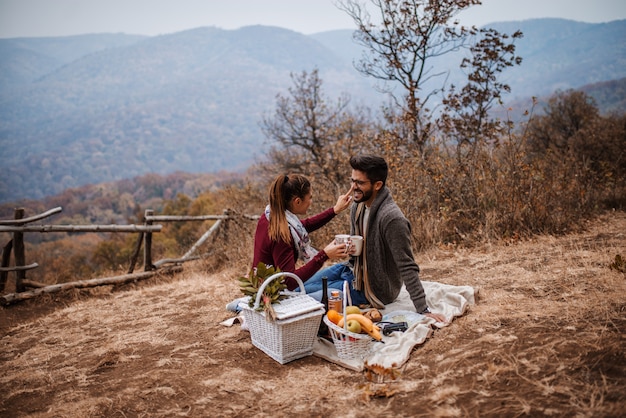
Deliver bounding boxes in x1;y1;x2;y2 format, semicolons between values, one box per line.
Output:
324;281;373;360
240;272;325;364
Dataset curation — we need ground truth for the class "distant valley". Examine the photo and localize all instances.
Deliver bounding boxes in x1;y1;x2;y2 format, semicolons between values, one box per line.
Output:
0;18;624;203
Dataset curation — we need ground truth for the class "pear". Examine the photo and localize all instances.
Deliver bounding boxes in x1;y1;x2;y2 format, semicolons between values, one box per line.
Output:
345;305;361;315
346;319;362;334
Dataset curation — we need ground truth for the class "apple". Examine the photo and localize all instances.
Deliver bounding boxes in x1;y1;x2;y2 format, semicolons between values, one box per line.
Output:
346;319;362;334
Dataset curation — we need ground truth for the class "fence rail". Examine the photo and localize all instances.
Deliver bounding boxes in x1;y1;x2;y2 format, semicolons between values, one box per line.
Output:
146;214;228;222
0;262;38;272
0;207;238;305
0;225;163;233
0;206;63;225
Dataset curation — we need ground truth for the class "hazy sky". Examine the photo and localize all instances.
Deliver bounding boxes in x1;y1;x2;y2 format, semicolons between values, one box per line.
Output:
0;0;625;38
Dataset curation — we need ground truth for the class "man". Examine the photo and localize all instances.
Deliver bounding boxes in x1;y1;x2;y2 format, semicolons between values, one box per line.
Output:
310;155;446;323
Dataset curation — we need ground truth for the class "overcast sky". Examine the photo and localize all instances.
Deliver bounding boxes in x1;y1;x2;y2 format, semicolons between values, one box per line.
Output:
0;0;625;39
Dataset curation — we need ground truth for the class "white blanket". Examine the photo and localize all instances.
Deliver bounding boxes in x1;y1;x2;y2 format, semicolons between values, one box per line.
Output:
312;281;476;371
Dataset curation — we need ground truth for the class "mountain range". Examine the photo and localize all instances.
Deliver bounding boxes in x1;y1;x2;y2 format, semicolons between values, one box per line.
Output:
1;18;625;203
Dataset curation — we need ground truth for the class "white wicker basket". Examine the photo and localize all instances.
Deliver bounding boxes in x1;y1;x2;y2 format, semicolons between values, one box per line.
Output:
240;272;325;364
324;281;373;360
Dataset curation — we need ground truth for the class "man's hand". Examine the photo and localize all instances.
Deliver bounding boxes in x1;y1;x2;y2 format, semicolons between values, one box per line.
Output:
425;312;448;323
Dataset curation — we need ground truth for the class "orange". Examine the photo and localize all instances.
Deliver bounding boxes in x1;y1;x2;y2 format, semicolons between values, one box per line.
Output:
327;309;342;325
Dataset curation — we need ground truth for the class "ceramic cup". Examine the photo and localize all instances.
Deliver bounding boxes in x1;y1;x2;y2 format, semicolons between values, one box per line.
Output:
350;235;363;256
334;234;351;246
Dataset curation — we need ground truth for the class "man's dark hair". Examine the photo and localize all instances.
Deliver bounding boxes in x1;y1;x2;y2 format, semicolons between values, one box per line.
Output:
350;155;388;185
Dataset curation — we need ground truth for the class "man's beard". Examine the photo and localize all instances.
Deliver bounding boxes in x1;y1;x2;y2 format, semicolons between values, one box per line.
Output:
353;188;373;203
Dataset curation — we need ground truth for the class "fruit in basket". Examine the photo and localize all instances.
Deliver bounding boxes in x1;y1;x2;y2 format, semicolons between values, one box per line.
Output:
337;314;383;341
337;313;372;330
363;325;382;341
327;309;342;325
346;319;362;334
364;308;383;322
345;305;361;315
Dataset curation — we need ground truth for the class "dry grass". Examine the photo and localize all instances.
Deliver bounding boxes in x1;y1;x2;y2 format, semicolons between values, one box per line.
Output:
1;211;624;417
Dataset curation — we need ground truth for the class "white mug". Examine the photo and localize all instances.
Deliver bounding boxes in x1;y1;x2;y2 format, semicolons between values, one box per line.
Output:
335;234;351;255
350;235;363;256
334;234;351;245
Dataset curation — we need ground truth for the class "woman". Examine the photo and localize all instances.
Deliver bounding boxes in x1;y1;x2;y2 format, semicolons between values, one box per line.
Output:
251;173;353;296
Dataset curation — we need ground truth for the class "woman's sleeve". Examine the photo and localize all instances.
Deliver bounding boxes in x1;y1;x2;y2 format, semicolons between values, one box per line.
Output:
269;238;328;290
301;207;336;233
291;251;329;289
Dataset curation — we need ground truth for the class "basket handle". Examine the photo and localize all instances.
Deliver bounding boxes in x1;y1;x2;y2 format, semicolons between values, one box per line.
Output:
342;280;351;331
252;272;305;310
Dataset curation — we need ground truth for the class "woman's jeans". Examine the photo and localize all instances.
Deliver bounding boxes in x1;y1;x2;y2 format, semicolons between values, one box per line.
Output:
297;263;368;306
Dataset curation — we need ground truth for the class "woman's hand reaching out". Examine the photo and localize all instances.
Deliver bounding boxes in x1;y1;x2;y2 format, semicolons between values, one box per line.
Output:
333;184;355;214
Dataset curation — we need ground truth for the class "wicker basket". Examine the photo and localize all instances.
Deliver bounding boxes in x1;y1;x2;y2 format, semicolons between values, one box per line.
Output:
324;281;373;360
240;272;325;364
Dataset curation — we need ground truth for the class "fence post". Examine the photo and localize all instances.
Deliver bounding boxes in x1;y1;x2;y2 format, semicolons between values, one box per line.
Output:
14;208;26;292
127;231;144;274
144;209;154;271
0;239;13;291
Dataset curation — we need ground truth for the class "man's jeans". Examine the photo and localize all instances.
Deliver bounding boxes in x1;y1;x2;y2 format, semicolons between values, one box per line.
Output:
298;263;368;306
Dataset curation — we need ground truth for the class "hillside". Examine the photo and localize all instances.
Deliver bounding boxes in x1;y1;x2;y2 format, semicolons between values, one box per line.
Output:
581;77;626;114
0;33;147;89
1;211;624;416
0;25;377;203
314;19;626;101
489;19;626;97
0;170;246;224
1;19;625;203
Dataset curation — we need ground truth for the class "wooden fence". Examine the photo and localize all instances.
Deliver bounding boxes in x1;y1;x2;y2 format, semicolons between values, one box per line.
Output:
0;206;246;305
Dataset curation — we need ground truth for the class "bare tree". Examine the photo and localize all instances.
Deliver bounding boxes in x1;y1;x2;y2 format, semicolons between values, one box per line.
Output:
440;27;523;154
338;0;480;151
261;68;375;193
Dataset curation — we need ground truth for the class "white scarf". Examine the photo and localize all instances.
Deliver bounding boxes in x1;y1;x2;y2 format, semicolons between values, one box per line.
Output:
265;205;318;263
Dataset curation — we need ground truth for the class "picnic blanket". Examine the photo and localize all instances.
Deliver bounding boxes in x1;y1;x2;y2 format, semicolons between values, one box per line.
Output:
221;280;475;371
312;281;476;371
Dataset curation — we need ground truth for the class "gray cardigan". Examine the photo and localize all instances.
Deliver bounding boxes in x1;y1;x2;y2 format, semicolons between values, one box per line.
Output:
350;186;427;312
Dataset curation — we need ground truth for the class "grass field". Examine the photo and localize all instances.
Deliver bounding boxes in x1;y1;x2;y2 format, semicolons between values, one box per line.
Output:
1;211;624;417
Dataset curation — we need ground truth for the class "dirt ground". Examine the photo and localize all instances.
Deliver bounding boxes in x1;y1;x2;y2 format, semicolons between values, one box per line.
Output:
1;211;625;417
